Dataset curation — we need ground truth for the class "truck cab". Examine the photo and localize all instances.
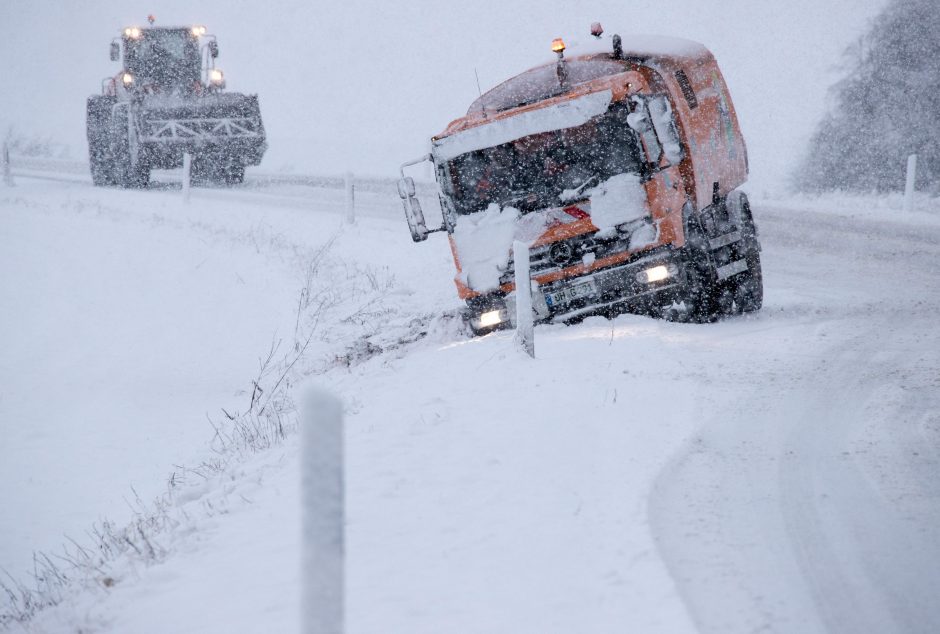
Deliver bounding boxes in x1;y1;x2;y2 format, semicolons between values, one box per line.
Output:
399;29;762;334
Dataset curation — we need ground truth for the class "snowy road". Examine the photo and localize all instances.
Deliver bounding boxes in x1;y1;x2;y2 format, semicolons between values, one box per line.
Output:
651;207;940;633
3;171;940;633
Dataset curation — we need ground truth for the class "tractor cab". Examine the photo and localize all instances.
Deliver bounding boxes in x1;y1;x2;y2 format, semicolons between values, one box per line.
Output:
122;27;201;90
110;24;223;96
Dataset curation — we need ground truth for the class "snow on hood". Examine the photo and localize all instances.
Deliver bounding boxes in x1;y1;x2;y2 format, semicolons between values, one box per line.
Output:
453;173;648;291
432;90;612;163
452;204;521;292
453;204;566;292
584;173;648;238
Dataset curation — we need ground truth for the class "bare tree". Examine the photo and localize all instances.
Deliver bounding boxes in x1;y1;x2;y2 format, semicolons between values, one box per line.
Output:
796;0;940;193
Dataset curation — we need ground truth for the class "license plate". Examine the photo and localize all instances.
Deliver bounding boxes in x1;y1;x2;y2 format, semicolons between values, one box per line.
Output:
545;279;597;307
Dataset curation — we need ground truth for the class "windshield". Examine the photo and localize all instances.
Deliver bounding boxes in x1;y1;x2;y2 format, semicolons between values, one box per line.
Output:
125;29;200;87
446;102;642;215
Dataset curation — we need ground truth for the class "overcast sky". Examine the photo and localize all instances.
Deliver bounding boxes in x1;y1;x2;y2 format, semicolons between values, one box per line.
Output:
0;0;885;190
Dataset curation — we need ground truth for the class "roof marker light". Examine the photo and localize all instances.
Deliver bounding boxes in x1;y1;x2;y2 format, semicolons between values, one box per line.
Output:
551;38;566;54
591;22;604;38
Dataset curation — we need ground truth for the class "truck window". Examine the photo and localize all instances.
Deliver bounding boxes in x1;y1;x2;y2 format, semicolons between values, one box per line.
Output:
628;95;684;168
447;102;642;215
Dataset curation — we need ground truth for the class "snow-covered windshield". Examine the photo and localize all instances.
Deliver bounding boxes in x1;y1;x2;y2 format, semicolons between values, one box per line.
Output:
446;102;642;215
125;29;200;87
469;59;628;114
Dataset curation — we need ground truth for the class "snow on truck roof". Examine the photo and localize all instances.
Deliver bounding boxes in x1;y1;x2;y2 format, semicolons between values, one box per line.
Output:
466;33;708;116
563;33;707;60
431;34;709;162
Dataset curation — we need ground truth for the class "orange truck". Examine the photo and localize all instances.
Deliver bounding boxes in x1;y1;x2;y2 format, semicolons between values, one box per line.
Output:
398;27;762;335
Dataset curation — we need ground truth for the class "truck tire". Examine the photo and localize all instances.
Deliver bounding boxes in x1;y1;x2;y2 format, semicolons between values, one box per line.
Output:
662;213;721;323
734;250;763;313
726;191;763;313
110;108;149;188
86;97;117;186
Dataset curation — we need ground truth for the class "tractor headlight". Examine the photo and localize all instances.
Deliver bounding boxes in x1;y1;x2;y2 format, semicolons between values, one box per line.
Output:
191;25;207;37
123;27;142;39
122;72;134;87
209;68;225;88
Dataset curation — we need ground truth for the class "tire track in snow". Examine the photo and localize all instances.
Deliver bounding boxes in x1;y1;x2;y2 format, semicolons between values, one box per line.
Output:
648;204;940;633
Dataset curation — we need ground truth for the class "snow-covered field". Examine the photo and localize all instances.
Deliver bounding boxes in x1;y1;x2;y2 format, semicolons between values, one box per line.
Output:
2;168;939;632
4;1;939;629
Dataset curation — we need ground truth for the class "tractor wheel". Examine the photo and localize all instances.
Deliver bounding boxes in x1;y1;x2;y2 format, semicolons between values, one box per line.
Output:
222;160;245;185
89;132;116;187
191;153;242;185
86;97;117;187
110;109;149;188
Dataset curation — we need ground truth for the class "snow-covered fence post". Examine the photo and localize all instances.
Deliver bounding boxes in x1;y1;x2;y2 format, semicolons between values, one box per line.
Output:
181;153;192;204
513;240;535;358
1;142;13;187
904;154;917;213
344;172;355;224
302;386;344;634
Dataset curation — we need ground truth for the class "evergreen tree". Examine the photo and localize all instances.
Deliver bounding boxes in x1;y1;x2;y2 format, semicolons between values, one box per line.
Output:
797;0;940;193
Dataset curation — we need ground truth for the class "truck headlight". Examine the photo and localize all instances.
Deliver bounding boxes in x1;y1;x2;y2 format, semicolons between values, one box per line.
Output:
122;72;134;87
478;310;503;327
636;263;677;284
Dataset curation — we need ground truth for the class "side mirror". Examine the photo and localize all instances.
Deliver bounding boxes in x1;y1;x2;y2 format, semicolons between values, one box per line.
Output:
110;42;120;61
397;176;416;199
208;41;219;59
398;178;429;242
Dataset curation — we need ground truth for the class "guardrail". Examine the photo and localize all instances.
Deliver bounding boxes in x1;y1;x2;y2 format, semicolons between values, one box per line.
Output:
5;154;440;196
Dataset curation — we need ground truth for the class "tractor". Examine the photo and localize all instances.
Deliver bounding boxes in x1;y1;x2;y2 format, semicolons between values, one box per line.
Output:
86;19;266;188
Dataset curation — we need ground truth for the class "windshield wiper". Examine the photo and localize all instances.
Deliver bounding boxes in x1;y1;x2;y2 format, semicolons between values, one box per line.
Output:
559;175;599;203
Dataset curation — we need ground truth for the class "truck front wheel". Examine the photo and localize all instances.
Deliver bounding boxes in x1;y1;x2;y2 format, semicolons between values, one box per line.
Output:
661;215;721;323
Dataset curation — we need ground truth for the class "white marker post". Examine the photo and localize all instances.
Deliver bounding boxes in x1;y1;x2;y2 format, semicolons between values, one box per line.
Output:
2;142;13;187
182;153;192;204
904;153;917;213
302;387;344;634
513;240;535;358
344;172;355;224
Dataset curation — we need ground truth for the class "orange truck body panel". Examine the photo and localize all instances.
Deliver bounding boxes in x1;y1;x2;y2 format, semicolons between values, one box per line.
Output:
430;36;748;308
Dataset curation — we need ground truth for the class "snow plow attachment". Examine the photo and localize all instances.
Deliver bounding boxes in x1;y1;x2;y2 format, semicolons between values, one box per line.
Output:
136;93;266;182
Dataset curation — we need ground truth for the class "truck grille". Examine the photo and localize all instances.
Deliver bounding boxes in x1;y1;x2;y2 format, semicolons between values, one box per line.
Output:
499;231;632;285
